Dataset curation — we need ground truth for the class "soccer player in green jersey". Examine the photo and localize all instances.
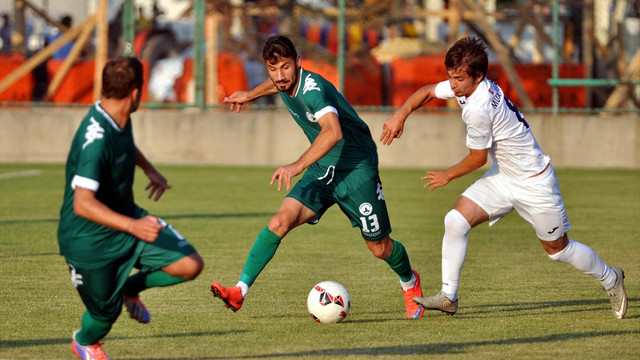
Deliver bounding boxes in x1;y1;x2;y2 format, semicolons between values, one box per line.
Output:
58;57;204;360
210;35;424;319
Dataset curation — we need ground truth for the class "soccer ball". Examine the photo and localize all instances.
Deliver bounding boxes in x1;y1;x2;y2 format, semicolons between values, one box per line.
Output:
306;281;351;323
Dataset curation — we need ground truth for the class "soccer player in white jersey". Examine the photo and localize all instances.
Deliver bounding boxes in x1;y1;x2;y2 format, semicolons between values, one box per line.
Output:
380;37;627;319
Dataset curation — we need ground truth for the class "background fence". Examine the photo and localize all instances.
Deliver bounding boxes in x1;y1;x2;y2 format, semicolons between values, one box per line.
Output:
0;0;638;113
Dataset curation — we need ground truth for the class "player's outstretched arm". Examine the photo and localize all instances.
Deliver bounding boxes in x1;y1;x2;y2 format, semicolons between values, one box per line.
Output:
422;148;488;191
223;78;278;112
380;84;438;146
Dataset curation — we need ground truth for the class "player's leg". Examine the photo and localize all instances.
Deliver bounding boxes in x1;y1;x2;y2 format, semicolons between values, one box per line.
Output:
68;261;129;359
541;235;625;318
366;236;424;319
240;197;316;287
338;168;423;318
517;165;626;318
541;234;613;283
212;171;325;311
122;219;202;322
415;170;509;316
413;196;487;315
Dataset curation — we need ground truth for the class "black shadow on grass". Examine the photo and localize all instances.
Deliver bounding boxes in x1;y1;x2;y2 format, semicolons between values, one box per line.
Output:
454;298;639;319
133;330;639;359
0;331;248;350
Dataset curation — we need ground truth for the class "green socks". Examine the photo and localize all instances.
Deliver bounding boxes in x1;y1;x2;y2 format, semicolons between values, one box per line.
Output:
385;239;413;282
123;269;188;297
235;228;410;288
239;226;282;287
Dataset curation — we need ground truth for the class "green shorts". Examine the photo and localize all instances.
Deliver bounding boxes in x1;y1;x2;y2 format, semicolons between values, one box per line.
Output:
65;218;197;322
287;163;391;241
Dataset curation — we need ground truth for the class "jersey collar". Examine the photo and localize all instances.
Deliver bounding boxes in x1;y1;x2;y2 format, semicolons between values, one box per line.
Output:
94;101;124;132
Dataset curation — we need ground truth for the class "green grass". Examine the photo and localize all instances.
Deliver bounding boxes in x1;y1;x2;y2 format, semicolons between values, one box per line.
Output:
0;163;638;359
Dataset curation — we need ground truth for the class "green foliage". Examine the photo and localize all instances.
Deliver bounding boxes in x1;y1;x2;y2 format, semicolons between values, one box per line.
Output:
1;164;638;359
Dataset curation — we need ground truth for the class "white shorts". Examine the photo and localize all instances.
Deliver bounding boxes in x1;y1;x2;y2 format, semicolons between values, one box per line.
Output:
461;163;571;241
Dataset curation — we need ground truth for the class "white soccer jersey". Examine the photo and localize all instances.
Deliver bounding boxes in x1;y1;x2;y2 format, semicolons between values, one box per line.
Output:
435;79;550;180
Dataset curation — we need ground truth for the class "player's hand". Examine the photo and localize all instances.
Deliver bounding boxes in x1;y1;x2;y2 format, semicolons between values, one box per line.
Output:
270;163;301;192
129;215;164;242
380;114;405;145
144;169;172;201
422;170;451;191
223;90;250;113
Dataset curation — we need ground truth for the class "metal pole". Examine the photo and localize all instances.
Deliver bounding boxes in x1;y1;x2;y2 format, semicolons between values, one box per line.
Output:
337;0;345;94
194;0;205;109
122;0;135;56
552;0;559;115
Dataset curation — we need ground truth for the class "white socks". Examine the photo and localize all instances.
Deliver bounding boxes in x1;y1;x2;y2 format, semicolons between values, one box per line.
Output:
441;210;471;301
400;272;417;291
236;281;250;298
440;208;617;302
548;239;617;290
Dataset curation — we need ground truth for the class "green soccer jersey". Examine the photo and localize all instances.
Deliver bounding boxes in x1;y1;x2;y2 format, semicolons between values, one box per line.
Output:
278;68;378;171
57;102;140;265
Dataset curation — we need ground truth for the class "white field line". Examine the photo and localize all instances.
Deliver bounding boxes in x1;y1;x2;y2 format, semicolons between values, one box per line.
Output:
0;170;42;180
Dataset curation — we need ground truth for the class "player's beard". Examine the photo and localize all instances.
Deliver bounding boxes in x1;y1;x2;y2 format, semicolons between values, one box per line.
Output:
274;66;299;94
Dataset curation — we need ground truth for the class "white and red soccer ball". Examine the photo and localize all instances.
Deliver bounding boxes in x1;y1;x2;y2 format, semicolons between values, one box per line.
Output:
306;281;351;323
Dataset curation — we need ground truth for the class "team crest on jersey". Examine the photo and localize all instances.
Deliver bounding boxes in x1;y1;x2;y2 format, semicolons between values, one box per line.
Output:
303;74;321;94
82;117;105;150
359;202;373;216
306;112;317;122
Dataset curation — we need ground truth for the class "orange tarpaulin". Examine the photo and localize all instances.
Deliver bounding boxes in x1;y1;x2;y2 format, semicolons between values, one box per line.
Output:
0;52;35;102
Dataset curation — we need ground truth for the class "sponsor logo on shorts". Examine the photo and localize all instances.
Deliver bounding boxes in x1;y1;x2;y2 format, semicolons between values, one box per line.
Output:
359;202;373;216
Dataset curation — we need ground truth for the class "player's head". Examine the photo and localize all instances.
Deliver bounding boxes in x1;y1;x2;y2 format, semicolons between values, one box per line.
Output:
445;37;488;82
263;35;298;64
101;57;144;112
263;35;301;94
60;14;72;29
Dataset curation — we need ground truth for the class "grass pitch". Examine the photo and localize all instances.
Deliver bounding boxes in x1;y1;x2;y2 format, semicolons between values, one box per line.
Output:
0;163;638;359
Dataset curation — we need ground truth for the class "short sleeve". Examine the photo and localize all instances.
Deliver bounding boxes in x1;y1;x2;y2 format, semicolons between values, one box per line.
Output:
434;80;455;100
74;118;108;186
464;109;493;150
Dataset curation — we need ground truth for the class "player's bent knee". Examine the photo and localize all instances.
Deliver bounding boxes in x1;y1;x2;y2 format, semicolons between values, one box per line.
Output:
444;209;471;235
184;253;205;279
165;253;204;280
366;236;392;259
541;235;569;256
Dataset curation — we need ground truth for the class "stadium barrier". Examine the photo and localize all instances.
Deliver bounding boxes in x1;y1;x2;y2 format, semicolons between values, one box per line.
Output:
1;108;637;169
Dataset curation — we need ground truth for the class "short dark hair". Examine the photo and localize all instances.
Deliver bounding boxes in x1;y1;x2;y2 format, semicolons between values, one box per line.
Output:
101;57;144;99
262;35;298;63
60;15;72;28
445;37;488;80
